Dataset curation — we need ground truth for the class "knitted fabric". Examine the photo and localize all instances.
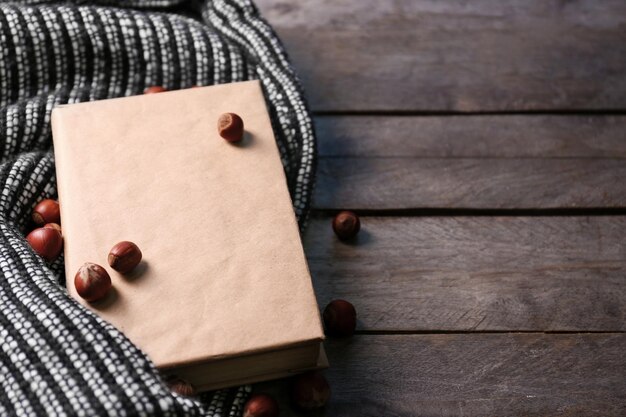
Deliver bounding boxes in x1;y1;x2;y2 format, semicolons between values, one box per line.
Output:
0;0;316;415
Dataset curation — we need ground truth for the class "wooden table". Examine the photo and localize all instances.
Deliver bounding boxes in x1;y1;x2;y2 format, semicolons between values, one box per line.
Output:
254;1;626;415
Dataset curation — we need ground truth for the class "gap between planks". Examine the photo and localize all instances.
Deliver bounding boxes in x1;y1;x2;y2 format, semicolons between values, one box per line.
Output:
311;208;626;217
312;115;626;210
355;330;626;335
313;109;626;116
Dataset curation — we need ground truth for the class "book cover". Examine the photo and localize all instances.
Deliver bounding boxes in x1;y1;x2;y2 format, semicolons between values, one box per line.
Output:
51;80;324;389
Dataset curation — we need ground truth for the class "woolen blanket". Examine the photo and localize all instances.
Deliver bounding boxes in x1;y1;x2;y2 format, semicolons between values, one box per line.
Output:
0;0;316;415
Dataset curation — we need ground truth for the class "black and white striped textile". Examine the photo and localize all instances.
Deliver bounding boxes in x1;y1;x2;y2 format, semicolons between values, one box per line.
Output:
0;0;317;415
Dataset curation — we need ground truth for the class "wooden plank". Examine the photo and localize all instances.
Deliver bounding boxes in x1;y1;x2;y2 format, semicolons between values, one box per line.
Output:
256;0;626;112
304;216;626;331
255;334;626;416
314;157;626;210
314;115;626;209
316;115;626;158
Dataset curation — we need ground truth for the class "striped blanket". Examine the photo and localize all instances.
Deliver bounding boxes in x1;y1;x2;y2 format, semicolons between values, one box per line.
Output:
0;0;316;415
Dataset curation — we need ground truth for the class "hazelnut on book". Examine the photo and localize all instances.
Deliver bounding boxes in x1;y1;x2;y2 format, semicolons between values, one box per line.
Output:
108;241;142;274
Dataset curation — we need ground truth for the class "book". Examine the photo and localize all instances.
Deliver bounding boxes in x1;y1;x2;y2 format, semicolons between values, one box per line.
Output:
51;80;326;391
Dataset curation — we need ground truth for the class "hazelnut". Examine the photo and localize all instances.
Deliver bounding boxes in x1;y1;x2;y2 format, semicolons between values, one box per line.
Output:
74;263;112;302
43;223;62;236
332;211;360;240
218;113;244;143
243;393;279;417
108;241;142;273
323;299;357;337
166;376;195;397
26;227;63;262
291;372;330;410
32;199;60;226
144;86;166;94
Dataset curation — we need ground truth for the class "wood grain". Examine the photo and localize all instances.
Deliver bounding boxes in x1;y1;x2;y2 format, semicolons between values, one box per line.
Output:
256;0;626;112
304;216;626;331
314;157;626;210
316;115;626;158
255;334;626;416
313;115;626;209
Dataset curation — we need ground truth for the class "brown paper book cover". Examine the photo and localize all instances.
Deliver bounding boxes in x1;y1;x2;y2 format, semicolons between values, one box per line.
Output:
51;80;325;391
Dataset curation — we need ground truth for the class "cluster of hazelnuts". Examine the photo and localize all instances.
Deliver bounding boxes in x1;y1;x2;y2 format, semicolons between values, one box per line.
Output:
26;199;63;262
73;241;143;302
25;198;143;302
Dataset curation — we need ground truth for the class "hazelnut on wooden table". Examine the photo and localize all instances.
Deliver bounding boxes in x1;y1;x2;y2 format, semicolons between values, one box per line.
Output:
74;263;112;302
323;299;357;337
291;371;330;410
332;211;360;240
218;112;244;143
108;241;142;273
26;227;63;262
243;393;279;417
32;199;60;226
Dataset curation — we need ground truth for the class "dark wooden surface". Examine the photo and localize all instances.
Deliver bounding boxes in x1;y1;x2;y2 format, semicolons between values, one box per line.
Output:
315;116;626;158
256;0;626;112
315;158;626;210
306;216;626;331
257;335;626;416
314;116;626;210
255;0;626;415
